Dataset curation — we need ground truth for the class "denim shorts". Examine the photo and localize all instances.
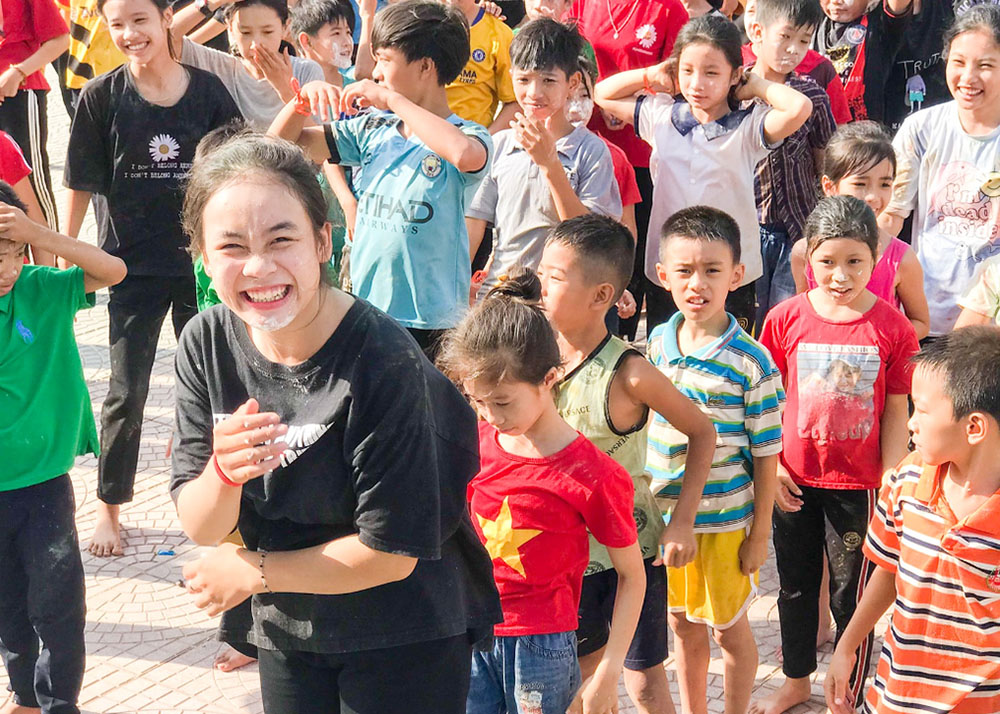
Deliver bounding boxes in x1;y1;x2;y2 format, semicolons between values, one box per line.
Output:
467;631;581;714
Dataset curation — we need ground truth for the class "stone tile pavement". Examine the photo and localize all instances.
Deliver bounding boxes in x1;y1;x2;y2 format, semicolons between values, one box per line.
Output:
0;76;887;713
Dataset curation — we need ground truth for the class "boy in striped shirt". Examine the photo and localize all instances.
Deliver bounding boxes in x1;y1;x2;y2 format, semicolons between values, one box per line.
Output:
648;206;785;714
827;327;1000;714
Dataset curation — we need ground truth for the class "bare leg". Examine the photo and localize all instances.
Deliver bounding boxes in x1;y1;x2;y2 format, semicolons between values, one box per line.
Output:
817;559;833;649
0;701;41;714
713;614;758;714
88;502;123;557
624;665;677;714
214;645;257;672
668;612;710;714
747;676;811;714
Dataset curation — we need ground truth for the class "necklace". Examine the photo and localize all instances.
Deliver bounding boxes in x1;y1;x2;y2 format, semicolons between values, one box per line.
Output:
606;0;642;39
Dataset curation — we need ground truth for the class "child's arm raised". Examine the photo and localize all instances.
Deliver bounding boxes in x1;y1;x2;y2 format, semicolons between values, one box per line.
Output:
0;204;125;292
617;355;716;567
593;60;675;127
739;70;812;145
896;248;929;339
880;393;910;477
267;82;343;165
341;80;488;173
511;112;589;220
824;565;896;714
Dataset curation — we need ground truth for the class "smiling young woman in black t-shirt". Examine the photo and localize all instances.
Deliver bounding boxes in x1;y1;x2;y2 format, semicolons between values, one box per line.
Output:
63;0;242;559
170;132;500;714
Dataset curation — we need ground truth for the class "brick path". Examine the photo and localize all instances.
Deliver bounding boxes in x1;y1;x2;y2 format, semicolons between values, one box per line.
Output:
0;77;884;713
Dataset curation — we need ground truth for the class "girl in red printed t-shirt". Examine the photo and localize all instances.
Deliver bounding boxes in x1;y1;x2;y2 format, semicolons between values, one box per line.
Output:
439;269;645;714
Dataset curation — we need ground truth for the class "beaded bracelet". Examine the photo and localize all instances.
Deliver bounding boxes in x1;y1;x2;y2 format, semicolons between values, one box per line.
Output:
259;550;272;593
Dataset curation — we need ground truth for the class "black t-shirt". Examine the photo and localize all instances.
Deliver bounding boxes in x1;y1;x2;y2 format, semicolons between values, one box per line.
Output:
884;0;954;131
814;4;910;123
64;64;242;276
171;299;502;653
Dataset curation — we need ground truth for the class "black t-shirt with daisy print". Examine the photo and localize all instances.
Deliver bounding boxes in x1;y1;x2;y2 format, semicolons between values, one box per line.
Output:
65;64;241;277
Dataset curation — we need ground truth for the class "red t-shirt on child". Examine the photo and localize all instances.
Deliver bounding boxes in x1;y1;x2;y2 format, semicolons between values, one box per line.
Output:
0;0;69;91
0;130;31;186
470;423;637;636
758;293;918;490
601;136;641;207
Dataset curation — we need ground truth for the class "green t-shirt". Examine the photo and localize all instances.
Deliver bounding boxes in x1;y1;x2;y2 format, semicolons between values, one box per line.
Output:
0;265;98;491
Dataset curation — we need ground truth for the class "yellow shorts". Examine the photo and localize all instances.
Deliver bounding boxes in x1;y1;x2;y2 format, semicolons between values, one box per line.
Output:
667;529;758;630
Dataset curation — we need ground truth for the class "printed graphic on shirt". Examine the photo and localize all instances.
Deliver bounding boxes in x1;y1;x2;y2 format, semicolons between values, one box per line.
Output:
796;343;879;443
476;496;542;577
123;133;191;181
212;413;331;468
928;161;1000;247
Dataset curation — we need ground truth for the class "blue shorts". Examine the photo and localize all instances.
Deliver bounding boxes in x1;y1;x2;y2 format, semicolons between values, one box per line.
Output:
466;631;581;714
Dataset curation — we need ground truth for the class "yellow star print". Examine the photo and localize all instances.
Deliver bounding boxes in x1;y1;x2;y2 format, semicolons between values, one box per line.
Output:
477;496;542;578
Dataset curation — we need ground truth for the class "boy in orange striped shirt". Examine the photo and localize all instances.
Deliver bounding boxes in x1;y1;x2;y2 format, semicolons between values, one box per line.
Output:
826;326;1000;714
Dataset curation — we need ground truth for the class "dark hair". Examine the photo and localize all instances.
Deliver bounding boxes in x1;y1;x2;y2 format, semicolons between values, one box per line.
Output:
822;121;896;184
510;18;583;79
754;0;824;31
545;214;634;300
290;0;355;41
437;268;562;387
943;4;1000;58
371;0;469;85
98;0;179;60
659;206;741;263
182;133;333;286
194;120;252;161
223;0;290;25
671;15;743;73
0;180;28;252
804;195;878;261
913;326;1000;424
578;55;598;85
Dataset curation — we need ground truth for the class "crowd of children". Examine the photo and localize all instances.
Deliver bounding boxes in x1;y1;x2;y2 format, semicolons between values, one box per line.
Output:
2;0;1000;712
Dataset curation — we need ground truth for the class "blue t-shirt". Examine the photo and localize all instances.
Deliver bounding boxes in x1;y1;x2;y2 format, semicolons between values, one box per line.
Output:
325;111;492;330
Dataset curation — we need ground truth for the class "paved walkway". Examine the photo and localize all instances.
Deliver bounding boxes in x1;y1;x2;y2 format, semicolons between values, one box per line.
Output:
0;78;884;713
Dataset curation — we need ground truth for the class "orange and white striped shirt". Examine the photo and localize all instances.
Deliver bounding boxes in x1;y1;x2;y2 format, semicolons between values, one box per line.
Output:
864;452;1000;714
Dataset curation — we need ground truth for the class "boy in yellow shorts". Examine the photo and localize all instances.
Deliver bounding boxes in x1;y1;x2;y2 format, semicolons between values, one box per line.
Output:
647;206;785;714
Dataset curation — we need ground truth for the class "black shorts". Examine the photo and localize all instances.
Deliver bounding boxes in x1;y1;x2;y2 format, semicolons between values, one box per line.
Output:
576;557;668;671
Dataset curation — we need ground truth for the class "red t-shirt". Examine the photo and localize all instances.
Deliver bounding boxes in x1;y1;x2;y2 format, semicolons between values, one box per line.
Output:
758;293;918;490
0;0;69;91
741;45;851;125
569;0;687;167
470;424;636;636
0;130;31;186
601;136;641;207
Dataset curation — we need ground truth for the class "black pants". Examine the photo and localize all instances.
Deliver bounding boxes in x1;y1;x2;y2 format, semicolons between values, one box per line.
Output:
0;89;58;230
257;634;472;714
773;485;877;703
99;275;197;505
0;475;85;714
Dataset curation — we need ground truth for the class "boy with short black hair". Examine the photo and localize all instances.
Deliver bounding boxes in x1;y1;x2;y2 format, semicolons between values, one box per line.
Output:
290;0;357;86
270;0;491;357
746;0;837;325
0;181;126;714
650;206;785;714
466;18;621;301
538;213;718;714
826;326;1000;714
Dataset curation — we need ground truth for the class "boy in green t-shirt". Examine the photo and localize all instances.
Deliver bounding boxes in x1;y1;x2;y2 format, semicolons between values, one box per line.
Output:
0;182;126;712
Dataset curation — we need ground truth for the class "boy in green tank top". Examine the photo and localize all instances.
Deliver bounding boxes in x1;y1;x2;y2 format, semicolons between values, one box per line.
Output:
538;214;716;714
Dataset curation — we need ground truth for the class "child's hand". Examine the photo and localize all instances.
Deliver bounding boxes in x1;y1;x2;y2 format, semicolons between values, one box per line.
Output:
252;42;294;94
511;112;558;169
183;542;264;617
824;646;858;714
0;65;24;99
655;520;697;568
479;0;506;20
299;80;342;122
616;288;637;319
212;398;289;485
0;203;38;244
579;667;619;714
340;79;394;115
645;59;677;94
738;533;768;575
775;469;803;512
732;68;762;102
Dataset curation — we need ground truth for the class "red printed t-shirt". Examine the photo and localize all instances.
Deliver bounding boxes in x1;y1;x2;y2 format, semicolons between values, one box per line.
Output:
0;0;69;91
741;45;851;125
0;130;31;186
569;0;687;167
758;293;918;490
601;136;641;207
470;424;637;636
864;452;1000;714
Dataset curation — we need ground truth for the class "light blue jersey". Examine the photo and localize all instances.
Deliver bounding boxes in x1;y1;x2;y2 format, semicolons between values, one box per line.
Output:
326;111;492;329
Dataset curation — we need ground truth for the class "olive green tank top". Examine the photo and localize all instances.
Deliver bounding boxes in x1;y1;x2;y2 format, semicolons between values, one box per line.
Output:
557;334;663;574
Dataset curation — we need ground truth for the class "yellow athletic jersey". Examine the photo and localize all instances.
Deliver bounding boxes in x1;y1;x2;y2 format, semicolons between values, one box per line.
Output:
65;0;124;90
446;10;516;129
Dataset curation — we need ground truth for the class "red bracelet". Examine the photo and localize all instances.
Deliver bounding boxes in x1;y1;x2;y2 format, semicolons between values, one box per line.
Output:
643;68;658;96
213;454;241;487
290;78;312;117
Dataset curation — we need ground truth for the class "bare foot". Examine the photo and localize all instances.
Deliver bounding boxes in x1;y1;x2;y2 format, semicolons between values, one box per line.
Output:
748;676;811;714
214;646;256;672
0;700;42;714
89;502;123;557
